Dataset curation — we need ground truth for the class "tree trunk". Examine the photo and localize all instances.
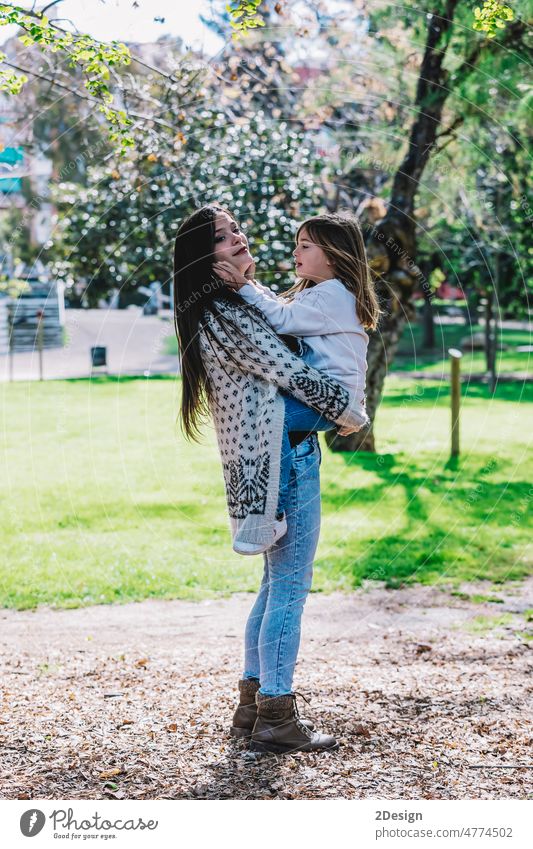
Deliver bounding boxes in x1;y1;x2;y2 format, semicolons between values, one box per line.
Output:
326;303;408;452
329;4;460;452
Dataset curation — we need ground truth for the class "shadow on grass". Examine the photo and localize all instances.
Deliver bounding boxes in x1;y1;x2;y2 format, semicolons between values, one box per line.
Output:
62;374;178;384
318;451;531;587
382;381;532;404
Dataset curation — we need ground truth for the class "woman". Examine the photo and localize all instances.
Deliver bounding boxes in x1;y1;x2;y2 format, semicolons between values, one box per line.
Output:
173;204;366;754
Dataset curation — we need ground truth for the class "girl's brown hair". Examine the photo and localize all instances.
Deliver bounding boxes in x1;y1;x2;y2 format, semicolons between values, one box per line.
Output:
283;212;381;331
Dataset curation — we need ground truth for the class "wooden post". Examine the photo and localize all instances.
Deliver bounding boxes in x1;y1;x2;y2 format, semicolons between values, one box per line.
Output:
449;347;462;457
486;290;496;393
8;306;14;383
36;309;44;381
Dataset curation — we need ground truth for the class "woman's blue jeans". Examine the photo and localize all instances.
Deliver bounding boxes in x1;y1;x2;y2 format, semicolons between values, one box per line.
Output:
276;394;335;518
243;433;322;696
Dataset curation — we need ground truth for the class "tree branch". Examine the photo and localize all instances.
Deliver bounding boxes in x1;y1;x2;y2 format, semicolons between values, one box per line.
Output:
40;0;64;14
2;59;175;132
436;115;464;141
452;19;527;90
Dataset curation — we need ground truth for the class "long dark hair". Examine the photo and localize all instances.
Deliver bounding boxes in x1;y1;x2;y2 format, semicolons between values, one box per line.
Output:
173;204;257;441
284;213;382;331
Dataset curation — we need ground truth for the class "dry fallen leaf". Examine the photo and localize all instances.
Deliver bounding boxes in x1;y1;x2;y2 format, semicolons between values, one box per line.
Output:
99;768;123;780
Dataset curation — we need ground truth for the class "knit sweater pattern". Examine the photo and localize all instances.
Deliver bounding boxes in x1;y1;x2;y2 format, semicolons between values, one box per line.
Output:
198;297;369;550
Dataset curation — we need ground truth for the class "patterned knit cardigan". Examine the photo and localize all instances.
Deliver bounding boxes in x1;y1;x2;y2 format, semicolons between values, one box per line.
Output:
198;297;369;551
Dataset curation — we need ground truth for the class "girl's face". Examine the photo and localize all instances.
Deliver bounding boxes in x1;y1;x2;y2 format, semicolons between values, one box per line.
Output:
212;211;252;273
293;228;333;282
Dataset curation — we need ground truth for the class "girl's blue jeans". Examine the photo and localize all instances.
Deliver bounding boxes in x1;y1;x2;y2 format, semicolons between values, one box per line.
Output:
276;394;336;519
242;433;323;696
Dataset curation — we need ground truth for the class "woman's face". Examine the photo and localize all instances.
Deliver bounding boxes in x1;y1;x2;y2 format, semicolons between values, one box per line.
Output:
212;211;253;273
293;228;332;282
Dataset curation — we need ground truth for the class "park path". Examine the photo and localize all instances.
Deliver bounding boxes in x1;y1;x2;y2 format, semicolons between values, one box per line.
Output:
0;309;179;382
0;579;531;800
1;310;529;384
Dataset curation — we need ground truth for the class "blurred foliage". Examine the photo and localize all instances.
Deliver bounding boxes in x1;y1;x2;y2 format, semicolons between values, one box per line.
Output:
416;53;532;319
0;3;133;152
230;0;517;37
0;276;30;297
2;0;530;321
43;58;324;304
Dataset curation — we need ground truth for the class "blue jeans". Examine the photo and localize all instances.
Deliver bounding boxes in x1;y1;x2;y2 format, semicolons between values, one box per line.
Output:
276;394;335;519
243;433;322;695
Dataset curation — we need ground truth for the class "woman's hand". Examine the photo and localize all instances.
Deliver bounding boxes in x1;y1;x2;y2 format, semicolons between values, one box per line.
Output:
212;261;249;290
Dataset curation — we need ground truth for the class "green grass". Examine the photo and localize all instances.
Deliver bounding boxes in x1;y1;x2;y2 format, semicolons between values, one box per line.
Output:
395;322;531;375
164;321;531;377
1;375;531;609
462;613;515;634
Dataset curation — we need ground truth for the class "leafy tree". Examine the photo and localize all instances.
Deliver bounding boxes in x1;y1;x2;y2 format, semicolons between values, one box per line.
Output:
237;1;530;450
44;60;324;305
320;1;530;451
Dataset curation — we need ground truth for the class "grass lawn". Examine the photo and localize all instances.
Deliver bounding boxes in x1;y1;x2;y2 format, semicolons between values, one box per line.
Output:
394;322;531;375
1;375;531;609
164;321;531;376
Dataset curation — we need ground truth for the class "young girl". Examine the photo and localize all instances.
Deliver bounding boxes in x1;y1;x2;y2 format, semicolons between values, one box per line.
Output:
213;212;381;554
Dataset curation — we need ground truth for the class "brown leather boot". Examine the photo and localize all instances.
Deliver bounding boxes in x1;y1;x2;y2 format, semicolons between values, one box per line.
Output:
251;692;338;754
230;678;261;738
230;679;314;739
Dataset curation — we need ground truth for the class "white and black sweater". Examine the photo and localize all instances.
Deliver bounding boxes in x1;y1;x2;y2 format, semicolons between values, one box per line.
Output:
198;297;369;551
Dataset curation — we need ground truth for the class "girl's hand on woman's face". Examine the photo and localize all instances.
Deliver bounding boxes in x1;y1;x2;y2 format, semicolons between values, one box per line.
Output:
337;425;357;436
244;259;256;279
212;261;249;290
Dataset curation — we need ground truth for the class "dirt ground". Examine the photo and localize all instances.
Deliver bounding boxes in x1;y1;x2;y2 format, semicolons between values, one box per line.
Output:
1;579;531;800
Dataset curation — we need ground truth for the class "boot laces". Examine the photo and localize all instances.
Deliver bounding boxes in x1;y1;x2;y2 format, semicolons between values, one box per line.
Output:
292;691;311;711
291;691;313;738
